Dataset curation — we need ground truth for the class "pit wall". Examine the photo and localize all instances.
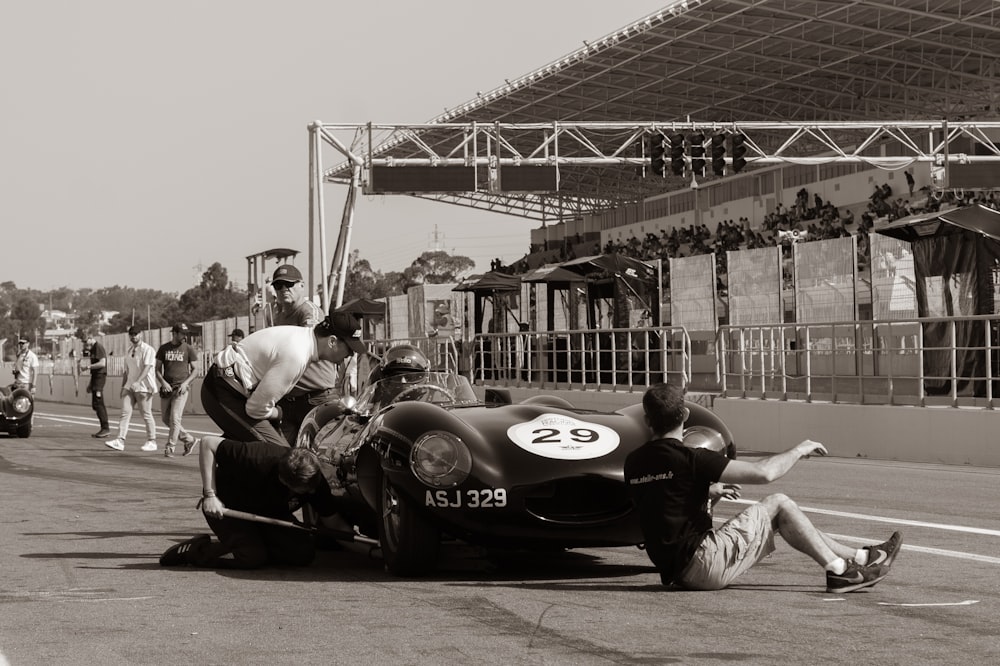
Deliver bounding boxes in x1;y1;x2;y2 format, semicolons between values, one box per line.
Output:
38;377;1000;467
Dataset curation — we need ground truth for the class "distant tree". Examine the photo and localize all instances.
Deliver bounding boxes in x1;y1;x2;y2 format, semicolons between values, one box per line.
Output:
1;296;44;355
176;262;247;323
341;250;405;302
401;250;474;287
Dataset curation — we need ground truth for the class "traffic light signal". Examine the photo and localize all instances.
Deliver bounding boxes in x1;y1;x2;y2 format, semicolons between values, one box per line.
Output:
731;133;748;173
688;133;706;177
668;133;686;175
648;132;666;176
711;133;727;176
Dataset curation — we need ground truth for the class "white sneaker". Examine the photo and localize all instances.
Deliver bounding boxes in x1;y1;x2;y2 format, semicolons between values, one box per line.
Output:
105;438;125;451
141;441;158;452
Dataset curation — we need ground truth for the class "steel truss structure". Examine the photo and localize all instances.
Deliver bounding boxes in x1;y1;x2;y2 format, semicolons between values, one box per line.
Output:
305;0;1000;307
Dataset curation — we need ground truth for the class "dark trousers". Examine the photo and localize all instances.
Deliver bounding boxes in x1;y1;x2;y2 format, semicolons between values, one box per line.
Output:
191;514;316;569
89;374;109;429
276;388;338;445
200;370;288;448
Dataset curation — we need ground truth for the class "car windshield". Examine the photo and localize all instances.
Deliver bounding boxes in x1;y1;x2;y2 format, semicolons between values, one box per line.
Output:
356;372;480;413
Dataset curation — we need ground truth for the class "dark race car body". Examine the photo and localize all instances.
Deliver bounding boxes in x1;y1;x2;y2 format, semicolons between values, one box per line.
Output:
297;373;735;575
0;385;34;438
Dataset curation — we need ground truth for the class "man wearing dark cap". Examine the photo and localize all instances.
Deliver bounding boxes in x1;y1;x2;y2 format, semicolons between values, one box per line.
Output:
105;326;158;452
155;323;200;457
268;263;341;444
201;312;366;448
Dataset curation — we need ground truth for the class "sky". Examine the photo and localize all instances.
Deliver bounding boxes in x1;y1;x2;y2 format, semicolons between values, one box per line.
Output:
2;1;668;295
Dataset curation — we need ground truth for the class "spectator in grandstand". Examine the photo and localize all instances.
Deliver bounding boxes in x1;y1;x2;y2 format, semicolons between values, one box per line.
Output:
268;263;341;444
155;323;200;458
201;313;365;448
105;326;159;453
625;382;903;593
12;338;38;394
905;170;915;196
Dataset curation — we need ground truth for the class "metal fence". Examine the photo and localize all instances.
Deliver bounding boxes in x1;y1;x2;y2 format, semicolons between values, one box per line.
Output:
473;327;692;392
718;315;1000;408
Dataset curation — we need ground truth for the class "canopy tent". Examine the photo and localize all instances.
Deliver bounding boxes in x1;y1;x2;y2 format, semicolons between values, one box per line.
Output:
334;297;387;318
875;205;1000;243
452;271;521;293
875;204;1000;395
520;264;585;284
559;254;657;283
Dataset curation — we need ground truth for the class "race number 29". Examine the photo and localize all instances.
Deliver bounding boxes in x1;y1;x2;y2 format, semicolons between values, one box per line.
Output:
507;414;620;460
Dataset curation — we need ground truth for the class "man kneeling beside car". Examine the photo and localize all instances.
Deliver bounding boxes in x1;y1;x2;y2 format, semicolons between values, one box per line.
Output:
160;436;339;569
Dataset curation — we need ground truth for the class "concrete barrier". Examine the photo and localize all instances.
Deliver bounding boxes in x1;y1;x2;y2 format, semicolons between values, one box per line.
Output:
37;376;999;467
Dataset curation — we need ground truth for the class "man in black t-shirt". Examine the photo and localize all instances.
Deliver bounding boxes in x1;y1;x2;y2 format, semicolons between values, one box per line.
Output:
160;437;340;569
81;334;110;438
625;383;902;594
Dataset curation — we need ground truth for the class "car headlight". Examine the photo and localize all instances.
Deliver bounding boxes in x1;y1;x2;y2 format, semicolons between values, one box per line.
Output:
682;426;727;455
410;431;472;488
12;396;31;414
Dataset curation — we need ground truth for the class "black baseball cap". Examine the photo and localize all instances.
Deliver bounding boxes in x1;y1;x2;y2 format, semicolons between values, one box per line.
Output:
127;325;142;336
171;323;189;333
322;312;366;355
272;264;303;283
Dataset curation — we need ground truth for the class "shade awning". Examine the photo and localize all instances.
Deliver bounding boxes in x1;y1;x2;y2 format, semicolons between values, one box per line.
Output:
334;297;387;318
875;204;1000;242
558;253;657;283
452;271;521;292
520;264;585;284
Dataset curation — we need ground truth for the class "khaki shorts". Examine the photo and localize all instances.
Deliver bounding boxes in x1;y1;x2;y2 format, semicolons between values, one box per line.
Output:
677;503;775;590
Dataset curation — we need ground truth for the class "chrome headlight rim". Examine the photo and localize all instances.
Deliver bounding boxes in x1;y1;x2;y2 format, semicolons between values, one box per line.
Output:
12;396;32;414
410;430;472;488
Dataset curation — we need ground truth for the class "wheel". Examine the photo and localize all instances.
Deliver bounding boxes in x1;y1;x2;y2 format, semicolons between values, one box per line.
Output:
377;472;440;576
16;421;31;438
391;384;454;404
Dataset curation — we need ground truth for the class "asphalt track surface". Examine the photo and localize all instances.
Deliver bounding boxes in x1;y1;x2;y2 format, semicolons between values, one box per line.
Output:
1;401;998;665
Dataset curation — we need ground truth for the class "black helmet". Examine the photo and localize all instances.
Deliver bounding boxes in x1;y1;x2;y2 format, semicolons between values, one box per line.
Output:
379;344;430;382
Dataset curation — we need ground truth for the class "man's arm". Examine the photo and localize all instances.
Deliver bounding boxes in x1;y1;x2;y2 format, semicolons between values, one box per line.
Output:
199;436;226;518
155;357;170;391
718;439;827;485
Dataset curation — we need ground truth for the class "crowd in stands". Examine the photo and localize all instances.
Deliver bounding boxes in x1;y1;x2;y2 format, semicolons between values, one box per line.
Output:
510;182;999;294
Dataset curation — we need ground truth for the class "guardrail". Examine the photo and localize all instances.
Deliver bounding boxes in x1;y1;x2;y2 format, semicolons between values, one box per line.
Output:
718;315;999;408
473;327;692;392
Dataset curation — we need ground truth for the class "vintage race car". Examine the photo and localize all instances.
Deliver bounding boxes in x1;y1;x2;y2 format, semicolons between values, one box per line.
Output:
0;385;34;438
296;372;735;576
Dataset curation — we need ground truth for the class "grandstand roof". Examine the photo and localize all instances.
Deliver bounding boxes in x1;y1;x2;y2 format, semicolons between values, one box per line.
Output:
325;0;1000;219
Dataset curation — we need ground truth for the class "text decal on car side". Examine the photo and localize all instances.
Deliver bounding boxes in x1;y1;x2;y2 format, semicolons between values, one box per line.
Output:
506;413;620;460
425;488;508;508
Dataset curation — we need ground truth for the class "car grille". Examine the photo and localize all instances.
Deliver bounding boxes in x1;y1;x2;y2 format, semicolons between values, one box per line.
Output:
522;477;633;524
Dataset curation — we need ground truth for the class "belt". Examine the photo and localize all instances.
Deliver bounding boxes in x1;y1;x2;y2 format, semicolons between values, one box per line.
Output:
282;388;337;402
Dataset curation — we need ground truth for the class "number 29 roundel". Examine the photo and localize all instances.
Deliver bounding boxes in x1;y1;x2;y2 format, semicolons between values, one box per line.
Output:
506;413;620;460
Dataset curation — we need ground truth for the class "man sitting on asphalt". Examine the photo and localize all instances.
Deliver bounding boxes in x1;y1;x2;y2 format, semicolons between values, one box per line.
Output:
624;382;902;594
159;435;340;569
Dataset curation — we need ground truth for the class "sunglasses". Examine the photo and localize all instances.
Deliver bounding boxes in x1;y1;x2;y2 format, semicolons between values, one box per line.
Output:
273;281;298;290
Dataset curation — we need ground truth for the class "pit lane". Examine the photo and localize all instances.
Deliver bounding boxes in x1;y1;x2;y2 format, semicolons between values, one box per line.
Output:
1;402;998;664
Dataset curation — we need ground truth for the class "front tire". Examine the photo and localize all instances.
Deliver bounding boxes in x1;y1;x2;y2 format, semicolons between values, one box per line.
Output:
378;472;440;576
16;422;31;438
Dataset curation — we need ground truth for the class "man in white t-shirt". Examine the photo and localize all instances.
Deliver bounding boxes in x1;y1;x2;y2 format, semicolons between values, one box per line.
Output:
12;338;39;393
105;326;159;453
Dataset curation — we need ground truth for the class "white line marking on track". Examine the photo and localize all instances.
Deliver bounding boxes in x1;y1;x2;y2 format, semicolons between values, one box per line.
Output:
34;412;217;436
63;596;155;603
877;600;980;607
729;498;1000;538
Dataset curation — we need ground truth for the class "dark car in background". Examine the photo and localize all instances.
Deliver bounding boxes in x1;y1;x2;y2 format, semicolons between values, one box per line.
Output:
0;385;34;438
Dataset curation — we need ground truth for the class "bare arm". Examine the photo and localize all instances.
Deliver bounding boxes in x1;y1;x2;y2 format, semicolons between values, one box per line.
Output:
199;436;226;518
718;439;827;485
